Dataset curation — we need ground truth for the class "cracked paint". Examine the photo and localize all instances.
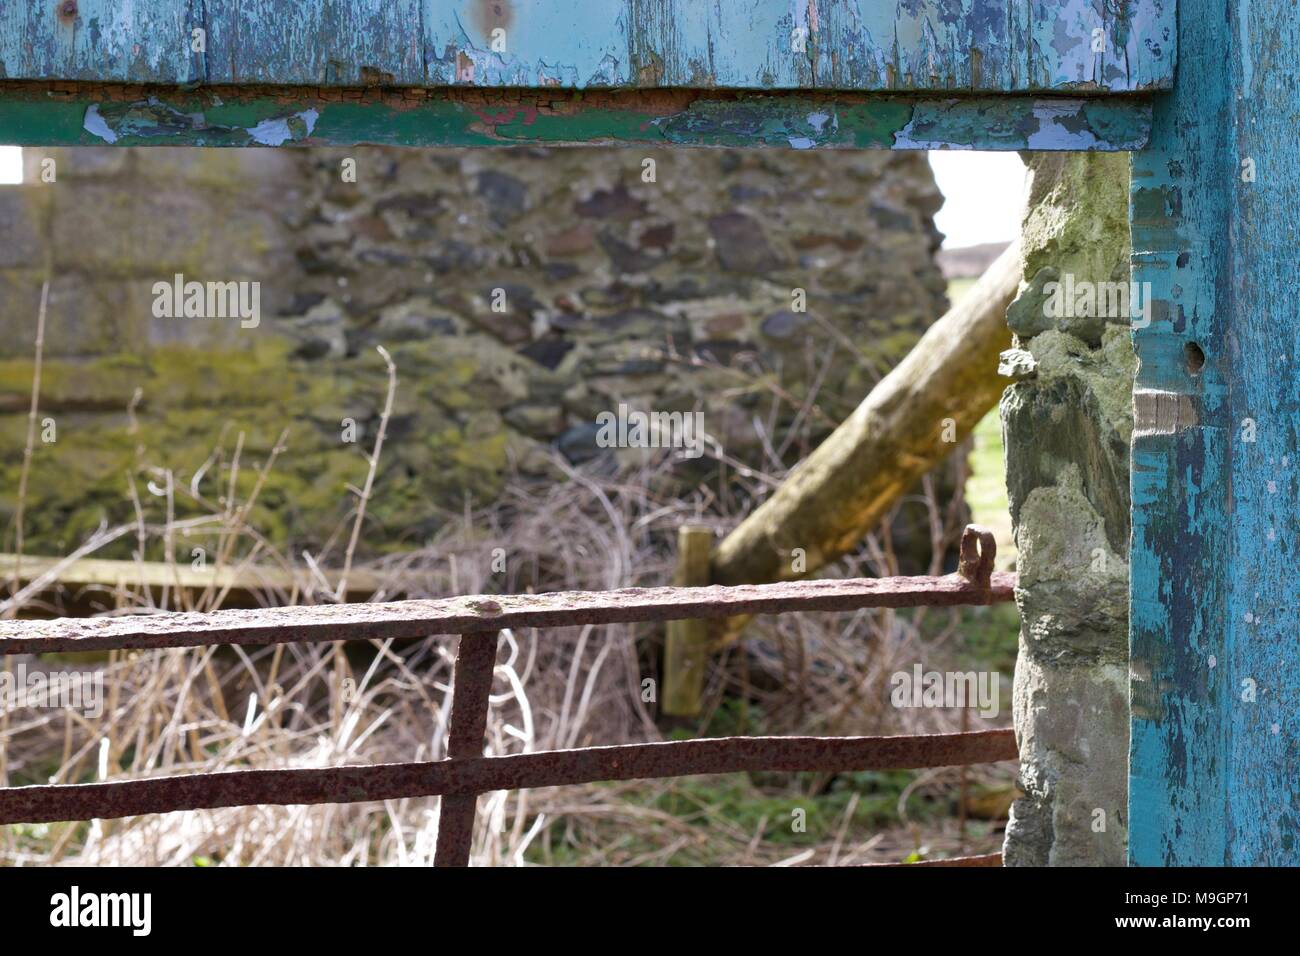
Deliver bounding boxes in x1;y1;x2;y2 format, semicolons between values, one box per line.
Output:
79;96;322;146
248;109;320;145
1;0;1175;94
1;82;1151;151
892;98;1148;151
1129;0;1300;865
81;102;118;143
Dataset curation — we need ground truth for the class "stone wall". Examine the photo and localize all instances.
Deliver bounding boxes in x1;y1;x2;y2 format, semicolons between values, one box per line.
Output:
1000;153;1134;866
0;145;948;557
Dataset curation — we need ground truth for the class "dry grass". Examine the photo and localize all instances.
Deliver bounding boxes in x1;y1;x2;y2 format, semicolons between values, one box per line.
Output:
1;446;1014;867
1;330;1016;868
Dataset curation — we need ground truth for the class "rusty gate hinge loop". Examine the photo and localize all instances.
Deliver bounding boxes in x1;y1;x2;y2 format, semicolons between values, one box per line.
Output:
957;524;996;588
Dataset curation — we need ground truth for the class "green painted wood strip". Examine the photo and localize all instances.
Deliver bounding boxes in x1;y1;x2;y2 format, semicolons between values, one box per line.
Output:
0;83;1151;150
0;0;1175;93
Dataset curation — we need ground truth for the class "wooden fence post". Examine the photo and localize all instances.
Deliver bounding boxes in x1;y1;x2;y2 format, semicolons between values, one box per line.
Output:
661;526;713;718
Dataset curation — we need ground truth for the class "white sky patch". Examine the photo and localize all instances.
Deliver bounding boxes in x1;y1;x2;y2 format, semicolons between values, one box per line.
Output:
928;151;1026;249
0;146;21;184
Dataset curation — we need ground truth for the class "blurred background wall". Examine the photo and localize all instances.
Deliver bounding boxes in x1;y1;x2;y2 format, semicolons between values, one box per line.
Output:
0;146;952;557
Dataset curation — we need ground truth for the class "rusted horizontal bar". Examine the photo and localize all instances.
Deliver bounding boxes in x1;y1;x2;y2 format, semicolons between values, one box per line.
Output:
0;572;1015;655
0;730;1016;825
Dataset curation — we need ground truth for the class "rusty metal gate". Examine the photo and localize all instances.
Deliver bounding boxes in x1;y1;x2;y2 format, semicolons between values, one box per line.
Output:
0;525;1016;866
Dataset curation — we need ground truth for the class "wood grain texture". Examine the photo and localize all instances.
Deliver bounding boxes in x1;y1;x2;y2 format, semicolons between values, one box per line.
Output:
0;0;1174;93
1130;0;1300;865
0;82;1152;150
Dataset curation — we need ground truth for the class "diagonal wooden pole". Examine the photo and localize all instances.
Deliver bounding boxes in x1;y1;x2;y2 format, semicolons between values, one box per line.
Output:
708;242;1020;641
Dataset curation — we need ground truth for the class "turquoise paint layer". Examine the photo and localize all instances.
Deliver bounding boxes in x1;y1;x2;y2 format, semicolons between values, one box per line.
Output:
0;0;194;82
0;0;1175;93
1130;0;1300;865
1222;0;1300;866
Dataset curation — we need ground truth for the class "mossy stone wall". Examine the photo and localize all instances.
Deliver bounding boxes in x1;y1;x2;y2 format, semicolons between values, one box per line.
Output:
0;146;947;556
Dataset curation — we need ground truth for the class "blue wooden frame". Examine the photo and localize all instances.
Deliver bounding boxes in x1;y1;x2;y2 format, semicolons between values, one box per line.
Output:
5;0;1294;865
1128;0;1299;865
1;1;1174;93
0;1;1169;152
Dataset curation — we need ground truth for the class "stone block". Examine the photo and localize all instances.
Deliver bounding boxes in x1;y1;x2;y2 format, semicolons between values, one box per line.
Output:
0;189;43;268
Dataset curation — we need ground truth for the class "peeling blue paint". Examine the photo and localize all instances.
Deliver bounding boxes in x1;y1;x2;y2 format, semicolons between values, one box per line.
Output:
248;109;319;146
79;98;321;147
1024;101;1104;149
0;85;1151;152
892;98;1147;151
82;103;117;143
1131;0;1300;866
0;0;1175;94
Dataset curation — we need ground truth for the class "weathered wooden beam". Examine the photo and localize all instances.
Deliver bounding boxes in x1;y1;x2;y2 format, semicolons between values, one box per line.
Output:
0;1;1175;94
0;82;1152;151
711;241;1020;590
1129;0;1300;865
0;553;389;599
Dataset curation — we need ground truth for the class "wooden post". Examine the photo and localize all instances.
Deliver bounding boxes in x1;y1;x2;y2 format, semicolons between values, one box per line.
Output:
661;526;713;718
1130;0;1300;864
